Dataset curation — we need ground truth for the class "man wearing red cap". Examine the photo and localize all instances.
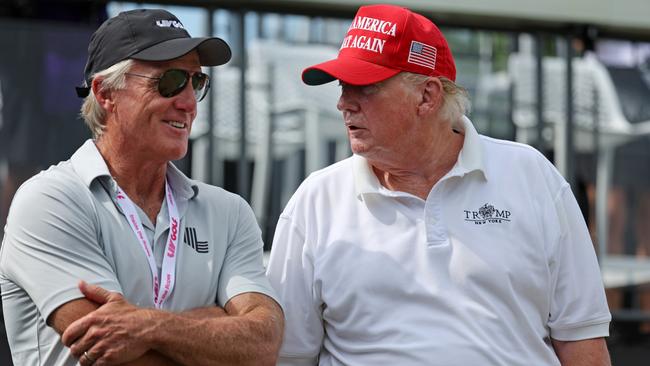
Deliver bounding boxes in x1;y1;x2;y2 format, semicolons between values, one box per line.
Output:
0;9;283;366
266;4;610;366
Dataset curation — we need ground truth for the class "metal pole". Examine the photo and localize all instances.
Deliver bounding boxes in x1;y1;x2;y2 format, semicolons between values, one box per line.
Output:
534;32;545;154
596;148;613;263
564;34;576;188
237;10;249;200
206;8;215;185
592;85;605;263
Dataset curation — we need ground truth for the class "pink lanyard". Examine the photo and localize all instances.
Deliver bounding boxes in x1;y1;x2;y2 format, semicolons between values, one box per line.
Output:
115;180;180;309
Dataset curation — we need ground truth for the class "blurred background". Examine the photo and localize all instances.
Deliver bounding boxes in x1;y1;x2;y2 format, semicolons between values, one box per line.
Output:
1;0;650;364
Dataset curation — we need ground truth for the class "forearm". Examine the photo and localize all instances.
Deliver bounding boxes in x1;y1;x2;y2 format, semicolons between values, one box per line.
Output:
91;305;262;365
118;351;180;366
60;285;283;366
552;338;611;366
52;298;180;365
146;303;283;366
179;305;227;319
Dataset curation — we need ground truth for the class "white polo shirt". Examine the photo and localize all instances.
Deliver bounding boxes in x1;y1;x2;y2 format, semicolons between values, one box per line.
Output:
0;140;278;366
266;117;610;366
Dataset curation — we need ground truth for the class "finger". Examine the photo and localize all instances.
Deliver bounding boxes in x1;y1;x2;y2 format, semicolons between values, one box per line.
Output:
79;352;90;366
68;330;95;358
78;281;115;305
80;350;98;366
61;314;94;347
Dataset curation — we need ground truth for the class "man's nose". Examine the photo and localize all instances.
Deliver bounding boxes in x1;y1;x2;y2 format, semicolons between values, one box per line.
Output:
337;87;359;112
174;81;197;112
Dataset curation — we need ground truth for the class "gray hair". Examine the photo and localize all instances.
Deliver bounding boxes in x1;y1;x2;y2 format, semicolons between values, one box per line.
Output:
400;72;470;130
80;59;134;139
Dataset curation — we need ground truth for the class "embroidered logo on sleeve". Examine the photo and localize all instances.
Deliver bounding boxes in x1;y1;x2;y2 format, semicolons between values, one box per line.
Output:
184;227;209;253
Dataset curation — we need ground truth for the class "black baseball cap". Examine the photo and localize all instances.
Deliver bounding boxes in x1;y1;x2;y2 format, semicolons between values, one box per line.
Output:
76;8;231;97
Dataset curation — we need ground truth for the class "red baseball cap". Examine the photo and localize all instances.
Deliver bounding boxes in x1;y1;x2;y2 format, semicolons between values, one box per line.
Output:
302;4;456;86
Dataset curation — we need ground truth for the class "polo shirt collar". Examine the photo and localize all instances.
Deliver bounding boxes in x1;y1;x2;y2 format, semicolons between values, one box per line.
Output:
353;116;487;199
449;116;487;179
353;154;383;199
70;139;197;201
70;139;112;187
165;161;198;201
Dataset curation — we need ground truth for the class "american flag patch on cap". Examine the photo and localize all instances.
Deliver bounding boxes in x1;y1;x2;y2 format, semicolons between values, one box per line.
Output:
407;41;437;70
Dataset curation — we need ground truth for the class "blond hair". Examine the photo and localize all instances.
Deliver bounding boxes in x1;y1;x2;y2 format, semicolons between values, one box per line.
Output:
80;59;134;139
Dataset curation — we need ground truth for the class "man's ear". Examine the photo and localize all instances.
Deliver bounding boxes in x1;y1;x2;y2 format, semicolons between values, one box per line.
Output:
91;76;115;112
417;77;443;116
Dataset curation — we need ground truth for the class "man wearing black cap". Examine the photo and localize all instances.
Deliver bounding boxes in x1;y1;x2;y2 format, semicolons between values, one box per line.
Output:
0;9;283;366
266;4;610;366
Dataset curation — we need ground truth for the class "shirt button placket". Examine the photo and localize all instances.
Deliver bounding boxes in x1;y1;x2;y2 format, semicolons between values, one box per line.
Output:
425;184;448;246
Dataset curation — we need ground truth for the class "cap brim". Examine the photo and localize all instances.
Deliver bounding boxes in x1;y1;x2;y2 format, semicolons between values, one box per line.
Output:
131;37;231;66
302;57;401;86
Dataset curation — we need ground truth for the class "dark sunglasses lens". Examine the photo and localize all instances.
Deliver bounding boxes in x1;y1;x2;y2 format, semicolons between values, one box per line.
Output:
158;69;189;98
192;73;210;102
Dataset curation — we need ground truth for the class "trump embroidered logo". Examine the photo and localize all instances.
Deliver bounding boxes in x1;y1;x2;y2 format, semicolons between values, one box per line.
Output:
464;203;511;225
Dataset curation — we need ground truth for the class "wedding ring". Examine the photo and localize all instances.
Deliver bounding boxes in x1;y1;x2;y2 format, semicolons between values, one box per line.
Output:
84;350;96;364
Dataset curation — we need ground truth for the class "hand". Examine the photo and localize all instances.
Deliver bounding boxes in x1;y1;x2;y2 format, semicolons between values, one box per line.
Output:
62;281;157;365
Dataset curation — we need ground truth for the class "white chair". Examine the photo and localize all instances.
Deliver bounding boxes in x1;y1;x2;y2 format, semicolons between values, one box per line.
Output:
509;54;648;152
508;53;650;288
248;40;350;222
192;40;350;230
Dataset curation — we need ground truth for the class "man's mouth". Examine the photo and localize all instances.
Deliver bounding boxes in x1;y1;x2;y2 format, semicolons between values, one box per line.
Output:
345;122;362;131
165;120;186;129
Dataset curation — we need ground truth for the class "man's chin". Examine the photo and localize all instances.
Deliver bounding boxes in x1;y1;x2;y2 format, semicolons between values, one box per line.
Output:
350;142;370;156
162;143;188;163
171;149;188;162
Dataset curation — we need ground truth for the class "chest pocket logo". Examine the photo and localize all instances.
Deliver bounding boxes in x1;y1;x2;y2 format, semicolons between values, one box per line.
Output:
464;203;511;225
184;227;209;253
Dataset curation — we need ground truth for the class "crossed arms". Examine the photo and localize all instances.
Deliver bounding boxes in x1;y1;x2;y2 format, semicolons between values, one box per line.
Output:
49;281;608;366
49;281;284;366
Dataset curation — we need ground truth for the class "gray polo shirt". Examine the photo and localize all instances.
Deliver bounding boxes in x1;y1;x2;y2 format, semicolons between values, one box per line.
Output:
0;140;279;366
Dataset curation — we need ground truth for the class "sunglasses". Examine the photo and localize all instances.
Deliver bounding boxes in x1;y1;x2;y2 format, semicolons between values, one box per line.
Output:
126;69;210;101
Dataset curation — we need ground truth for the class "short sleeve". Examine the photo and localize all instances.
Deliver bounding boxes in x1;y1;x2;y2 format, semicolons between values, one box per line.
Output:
0;175;122;321
547;185;611;340
216;196;279;307
266;205;322;365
